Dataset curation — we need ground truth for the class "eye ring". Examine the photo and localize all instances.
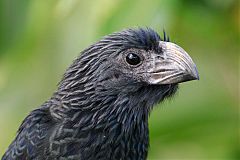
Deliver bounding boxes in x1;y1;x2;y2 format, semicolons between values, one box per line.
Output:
125;52;142;66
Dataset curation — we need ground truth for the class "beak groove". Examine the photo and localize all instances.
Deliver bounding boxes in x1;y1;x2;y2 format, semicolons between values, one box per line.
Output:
148;41;199;84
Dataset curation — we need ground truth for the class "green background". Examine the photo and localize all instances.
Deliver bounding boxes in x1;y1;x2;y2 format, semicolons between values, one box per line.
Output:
0;0;239;159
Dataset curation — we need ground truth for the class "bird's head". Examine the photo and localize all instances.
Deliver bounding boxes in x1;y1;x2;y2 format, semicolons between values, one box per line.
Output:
58;28;199;113
51;28;199;157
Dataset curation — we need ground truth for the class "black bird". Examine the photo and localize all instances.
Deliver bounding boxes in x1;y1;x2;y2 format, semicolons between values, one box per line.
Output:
2;28;199;160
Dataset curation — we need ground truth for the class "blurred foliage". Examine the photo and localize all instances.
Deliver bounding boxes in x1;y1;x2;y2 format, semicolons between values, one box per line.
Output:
0;0;239;159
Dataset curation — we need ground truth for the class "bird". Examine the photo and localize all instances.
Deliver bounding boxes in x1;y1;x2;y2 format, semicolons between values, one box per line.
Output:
2;28;199;160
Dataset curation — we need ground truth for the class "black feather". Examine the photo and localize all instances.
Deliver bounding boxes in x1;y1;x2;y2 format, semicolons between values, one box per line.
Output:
2;28;177;160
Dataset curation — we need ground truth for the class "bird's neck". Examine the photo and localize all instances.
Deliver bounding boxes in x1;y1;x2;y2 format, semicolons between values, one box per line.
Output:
50;62;176;159
50;86;153;159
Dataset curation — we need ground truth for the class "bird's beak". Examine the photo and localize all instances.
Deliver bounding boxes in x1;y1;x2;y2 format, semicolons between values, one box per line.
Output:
147;41;199;84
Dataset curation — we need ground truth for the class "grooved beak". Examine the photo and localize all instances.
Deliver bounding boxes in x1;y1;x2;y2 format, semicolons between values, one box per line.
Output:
148;41;199;84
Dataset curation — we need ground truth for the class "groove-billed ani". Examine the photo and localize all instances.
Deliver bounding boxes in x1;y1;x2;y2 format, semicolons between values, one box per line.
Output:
2;28;199;160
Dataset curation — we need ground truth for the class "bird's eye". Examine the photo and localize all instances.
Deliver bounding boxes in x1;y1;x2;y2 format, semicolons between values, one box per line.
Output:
126;53;141;66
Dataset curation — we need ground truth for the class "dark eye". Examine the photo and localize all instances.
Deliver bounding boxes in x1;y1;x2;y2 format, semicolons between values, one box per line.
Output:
126;53;141;66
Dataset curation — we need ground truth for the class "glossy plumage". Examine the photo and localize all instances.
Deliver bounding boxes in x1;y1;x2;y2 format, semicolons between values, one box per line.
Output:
2;28;198;160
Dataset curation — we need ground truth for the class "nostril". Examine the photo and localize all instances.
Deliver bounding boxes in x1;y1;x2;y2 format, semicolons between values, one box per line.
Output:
155;55;165;60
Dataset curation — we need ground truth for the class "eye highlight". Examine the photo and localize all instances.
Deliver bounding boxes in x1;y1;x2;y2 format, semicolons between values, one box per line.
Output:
126;53;141;66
